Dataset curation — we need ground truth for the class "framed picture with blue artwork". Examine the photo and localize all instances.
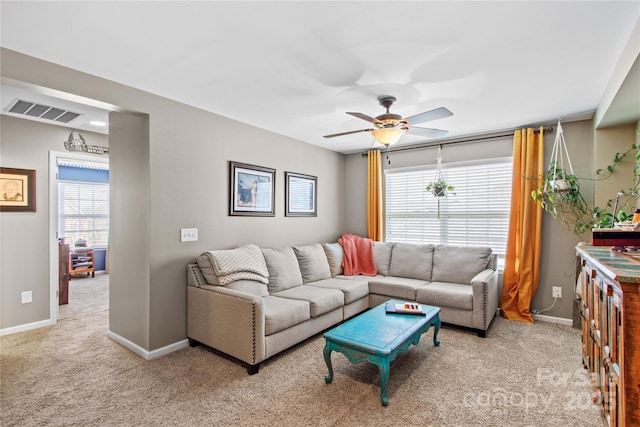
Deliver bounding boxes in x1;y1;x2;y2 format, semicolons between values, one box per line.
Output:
229;161;275;216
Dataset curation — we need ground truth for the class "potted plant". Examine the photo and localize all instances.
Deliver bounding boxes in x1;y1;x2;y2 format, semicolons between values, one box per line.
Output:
426;177;455;197
531;162;595;236
593;206;632;229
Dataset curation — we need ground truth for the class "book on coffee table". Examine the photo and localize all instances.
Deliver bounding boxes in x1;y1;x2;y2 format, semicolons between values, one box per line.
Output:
385;302;426;316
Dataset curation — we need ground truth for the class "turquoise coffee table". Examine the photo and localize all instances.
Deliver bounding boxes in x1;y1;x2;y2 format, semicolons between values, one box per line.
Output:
323;300;440;406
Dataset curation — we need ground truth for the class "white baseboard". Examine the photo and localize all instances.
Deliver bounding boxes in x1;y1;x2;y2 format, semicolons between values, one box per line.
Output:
149;339;190;359
0;318;55;336
107;330;189;360
532;313;573;326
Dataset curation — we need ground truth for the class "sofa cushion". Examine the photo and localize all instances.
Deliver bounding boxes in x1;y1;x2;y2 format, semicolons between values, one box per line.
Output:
225;280;269;297
305;278;369;304
416;282;473;310
261;247;303;294
263;296;310;335
322;242;344;276
368;276;430;301
293;244;332;283
431;245;492;284
272;285;344;318
372;242;394;276
388;243;435;281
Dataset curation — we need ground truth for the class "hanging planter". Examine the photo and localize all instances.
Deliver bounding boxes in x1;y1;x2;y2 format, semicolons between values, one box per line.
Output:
531;121;593;235
425;145;455;197
530;123;640;237
544;120;575;194
425;146;455;219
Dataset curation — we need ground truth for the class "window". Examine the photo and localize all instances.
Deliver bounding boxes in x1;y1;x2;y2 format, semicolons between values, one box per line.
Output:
385;157;512;262
57;162;109;248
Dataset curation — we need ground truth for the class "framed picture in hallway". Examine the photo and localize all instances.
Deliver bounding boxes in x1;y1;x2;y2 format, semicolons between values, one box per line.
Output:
229;161;275;216
285;172;317;217
0;167;36;212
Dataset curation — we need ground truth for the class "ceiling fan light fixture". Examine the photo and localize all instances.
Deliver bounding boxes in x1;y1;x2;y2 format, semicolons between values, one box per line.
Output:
372;127;404;146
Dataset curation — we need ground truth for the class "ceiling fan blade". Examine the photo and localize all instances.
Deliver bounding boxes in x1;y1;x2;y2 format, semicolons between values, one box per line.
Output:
323;128;374;138
346;112;382;125
406;126;449;138
405;107;453;125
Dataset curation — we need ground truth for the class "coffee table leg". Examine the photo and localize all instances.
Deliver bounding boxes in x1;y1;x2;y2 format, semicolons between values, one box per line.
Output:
377;359;390;407
323;342;334;384
433;314;441;347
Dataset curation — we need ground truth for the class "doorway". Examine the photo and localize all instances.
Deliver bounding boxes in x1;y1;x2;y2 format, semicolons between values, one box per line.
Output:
49;151;109;323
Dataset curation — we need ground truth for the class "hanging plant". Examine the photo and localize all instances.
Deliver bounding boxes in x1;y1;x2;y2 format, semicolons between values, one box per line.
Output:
530;121;595;236
425;145;456;197
425;145;456;219
531;122;640;237
426;177;455;197
531;161;595;235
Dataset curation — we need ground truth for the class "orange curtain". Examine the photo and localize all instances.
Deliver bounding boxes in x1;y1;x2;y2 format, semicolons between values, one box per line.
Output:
367;149;383;241
501;127;544;323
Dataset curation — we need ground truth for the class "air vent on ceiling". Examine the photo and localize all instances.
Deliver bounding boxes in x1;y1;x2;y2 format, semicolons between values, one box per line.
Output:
6;99;81;123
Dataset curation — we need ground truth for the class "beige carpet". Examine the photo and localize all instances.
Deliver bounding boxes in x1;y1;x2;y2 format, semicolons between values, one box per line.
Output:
59;273;109;321
1;276;601;426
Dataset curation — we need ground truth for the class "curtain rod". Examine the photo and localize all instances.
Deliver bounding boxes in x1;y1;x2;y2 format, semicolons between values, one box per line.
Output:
360;126;553;157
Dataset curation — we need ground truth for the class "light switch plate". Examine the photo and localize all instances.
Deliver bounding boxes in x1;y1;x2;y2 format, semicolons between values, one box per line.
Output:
180;228;198;242
22;291;32;304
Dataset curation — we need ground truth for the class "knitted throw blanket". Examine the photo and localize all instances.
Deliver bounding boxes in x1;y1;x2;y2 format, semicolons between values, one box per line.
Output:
201;244;269;286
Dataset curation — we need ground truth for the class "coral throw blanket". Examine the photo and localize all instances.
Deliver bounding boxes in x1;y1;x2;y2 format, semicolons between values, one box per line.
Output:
338;233;377;276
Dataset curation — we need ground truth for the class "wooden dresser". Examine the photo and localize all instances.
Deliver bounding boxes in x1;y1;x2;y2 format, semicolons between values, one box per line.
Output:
576;244;640;426
58;240;70;305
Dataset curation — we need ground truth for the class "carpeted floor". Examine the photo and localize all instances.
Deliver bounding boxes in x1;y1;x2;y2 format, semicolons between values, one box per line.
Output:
59;273;109;321
1;275;601;426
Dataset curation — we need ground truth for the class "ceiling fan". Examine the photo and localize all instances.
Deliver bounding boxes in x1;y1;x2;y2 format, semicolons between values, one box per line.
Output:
324;95;452;146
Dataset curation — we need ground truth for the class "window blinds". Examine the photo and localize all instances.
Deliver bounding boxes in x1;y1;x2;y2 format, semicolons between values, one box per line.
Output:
385;157;512;259
58;181;109;248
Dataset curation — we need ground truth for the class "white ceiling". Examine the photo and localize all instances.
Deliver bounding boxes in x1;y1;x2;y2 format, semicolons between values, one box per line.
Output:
1;1;639;154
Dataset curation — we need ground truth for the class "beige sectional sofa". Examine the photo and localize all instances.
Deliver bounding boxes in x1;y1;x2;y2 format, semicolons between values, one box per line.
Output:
187;241;498;374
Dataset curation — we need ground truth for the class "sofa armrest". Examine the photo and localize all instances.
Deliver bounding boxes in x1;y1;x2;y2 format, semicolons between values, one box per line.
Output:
187;284;266;367
470;268;499;332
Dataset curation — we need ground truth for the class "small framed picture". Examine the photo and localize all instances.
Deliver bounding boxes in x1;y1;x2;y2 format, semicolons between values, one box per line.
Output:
229;161;275;216
0;167;36;212
285;172;317;217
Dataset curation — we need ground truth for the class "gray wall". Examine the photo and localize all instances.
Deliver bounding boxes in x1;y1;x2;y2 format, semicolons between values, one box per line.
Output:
109;112;151;348
0;49;345;352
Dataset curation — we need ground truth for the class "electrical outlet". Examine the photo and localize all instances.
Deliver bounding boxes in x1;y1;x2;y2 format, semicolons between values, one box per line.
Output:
21;291;32;304
180;228;198;242
552;286;562;298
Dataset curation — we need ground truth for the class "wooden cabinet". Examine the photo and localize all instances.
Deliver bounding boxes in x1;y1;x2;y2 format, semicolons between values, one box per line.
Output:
69;249;95;277
577;244;640;426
